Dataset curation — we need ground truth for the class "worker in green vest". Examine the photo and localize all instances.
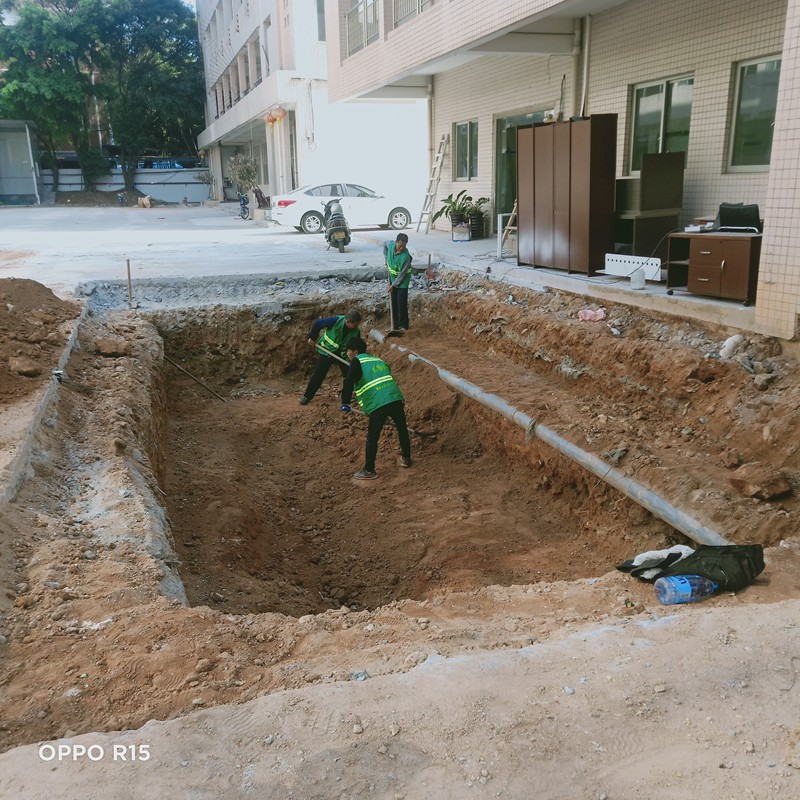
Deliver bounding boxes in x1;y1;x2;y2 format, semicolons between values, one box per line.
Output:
298;310;362;405
384;233;413;330
340;337;412;480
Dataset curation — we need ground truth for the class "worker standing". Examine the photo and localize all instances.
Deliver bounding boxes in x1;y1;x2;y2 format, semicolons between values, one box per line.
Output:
340;337;412;480
384;233;413;331
298;310;362;405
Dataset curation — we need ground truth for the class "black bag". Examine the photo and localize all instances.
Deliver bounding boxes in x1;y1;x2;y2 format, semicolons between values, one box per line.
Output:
658;544;764;592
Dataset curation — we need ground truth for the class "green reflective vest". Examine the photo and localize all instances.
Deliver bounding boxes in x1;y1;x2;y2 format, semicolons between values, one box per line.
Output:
354;354;404;414
386;241;411;288
317;316;360;359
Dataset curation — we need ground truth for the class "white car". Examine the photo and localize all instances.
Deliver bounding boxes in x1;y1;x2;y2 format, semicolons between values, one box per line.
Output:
271;182;413;234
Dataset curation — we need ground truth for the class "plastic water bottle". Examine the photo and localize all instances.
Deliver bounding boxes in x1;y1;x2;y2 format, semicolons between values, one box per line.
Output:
654;575;718;605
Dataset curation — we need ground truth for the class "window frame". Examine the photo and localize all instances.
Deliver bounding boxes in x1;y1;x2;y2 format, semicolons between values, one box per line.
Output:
728;54;782;174
628;74;693;174
454;119;478;181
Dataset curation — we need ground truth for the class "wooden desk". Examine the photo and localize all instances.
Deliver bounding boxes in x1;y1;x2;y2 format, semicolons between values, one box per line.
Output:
667;232;761;305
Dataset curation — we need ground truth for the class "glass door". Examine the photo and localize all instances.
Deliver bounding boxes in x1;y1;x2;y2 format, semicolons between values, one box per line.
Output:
495;112;546;216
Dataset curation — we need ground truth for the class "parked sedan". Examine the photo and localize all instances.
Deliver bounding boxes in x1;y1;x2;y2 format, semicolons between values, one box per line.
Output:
271;182;413;234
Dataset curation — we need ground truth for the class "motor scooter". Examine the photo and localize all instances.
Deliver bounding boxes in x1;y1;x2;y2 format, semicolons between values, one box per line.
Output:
323;198;351;253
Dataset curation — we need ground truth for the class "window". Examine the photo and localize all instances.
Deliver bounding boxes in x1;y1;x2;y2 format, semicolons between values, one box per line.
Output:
346;1;379;56
455;121;478;180
316;0;326;41
394;0;434;28
630;76;693;172
729;56;781;171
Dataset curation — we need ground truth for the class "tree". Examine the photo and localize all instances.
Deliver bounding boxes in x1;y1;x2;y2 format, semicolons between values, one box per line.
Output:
0;0;205;193
101;0;204;192
227;153;258;192
0;0;107;190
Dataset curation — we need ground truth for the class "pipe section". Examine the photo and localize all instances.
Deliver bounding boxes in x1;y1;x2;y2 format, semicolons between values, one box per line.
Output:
369;329;730;547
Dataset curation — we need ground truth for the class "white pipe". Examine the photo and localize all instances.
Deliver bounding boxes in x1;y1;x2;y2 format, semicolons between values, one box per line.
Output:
369;329;729;547
579;15;591;118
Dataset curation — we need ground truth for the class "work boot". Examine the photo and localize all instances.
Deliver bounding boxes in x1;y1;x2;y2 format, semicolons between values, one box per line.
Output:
354;469;378;481
400;456;412;468
298;396;310;405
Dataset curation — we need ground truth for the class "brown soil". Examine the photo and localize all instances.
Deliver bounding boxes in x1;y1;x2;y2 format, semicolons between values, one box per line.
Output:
0;278;81;402
1;276;799;794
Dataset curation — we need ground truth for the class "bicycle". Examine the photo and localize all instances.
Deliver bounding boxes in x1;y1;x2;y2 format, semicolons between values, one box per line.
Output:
238;192;250;220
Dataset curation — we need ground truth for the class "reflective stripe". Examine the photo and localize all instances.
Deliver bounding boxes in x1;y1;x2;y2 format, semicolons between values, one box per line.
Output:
354;354;403;414
357;375;394;395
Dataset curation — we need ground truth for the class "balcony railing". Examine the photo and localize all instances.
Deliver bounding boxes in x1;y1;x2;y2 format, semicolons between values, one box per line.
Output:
346;0;380;56
393;0;433;28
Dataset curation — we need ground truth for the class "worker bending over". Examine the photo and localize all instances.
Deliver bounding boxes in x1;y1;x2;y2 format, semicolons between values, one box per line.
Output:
340;337;412;481
298;309;362;405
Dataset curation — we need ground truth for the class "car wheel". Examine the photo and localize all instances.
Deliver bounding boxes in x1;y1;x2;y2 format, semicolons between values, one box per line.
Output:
300;212;324;234
388;207;410;230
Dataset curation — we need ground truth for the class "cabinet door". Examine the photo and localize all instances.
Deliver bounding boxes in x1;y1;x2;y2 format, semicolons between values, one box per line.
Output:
533;124;554;267
553;122;571;270
569;115;616;274
720;239;752;301
516;126;535;266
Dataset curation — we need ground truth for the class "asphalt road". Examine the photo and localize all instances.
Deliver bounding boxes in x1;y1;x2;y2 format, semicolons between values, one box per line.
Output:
1;204;390;296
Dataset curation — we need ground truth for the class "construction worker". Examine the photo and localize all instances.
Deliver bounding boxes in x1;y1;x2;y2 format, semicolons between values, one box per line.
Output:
384;232;413;330
298;309;362;405
340;337;412;481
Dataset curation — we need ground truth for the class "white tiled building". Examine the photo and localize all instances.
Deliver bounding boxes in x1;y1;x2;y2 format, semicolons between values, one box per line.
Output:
327;0;800;341
196;0;427;210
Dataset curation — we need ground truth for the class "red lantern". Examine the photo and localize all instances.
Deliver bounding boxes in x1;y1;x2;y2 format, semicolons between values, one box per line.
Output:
273;106;287;121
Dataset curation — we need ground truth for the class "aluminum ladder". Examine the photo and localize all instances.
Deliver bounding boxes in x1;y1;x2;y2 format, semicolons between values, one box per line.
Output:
417;133;449;234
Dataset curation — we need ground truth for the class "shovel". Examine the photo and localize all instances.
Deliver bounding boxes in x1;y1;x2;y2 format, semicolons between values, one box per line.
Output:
385;286;403;338
315;342;350;366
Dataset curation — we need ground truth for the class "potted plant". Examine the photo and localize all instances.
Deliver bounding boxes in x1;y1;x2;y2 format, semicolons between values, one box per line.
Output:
464;196;490;239
431;189;472;227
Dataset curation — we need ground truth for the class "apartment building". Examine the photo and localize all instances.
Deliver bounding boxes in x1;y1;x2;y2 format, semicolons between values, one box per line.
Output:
196;0;426;209
327;0;800;340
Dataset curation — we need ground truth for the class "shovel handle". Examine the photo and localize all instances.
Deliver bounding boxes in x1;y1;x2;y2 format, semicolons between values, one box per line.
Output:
315;342;350;366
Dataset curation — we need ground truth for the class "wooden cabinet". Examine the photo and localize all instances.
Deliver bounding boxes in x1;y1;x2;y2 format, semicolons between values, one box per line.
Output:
516;114;616;274
666;232;761;304
516;126;535;266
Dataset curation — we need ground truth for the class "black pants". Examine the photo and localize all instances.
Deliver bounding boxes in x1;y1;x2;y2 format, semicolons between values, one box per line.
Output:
390;286;409;329
304;355;348;400
364;399;411;472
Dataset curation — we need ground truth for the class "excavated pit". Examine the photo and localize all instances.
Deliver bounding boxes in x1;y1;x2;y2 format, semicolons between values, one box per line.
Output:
160;332;648;618
2;273;799;753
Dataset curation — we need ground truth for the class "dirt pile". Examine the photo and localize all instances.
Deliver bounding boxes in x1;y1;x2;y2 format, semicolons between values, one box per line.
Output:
0;278;81;401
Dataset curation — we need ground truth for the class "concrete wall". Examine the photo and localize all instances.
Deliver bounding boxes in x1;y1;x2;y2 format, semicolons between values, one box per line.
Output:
41;169;211;204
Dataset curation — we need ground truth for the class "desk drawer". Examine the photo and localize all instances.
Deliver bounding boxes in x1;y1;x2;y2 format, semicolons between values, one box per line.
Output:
688;263;721;296
689;237;723;265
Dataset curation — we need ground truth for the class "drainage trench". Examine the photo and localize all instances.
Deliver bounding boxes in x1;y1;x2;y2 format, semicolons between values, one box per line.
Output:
155;300;683;618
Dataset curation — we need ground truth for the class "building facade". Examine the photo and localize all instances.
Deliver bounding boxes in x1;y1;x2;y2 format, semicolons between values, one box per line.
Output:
327;0;800;340
196;0;427;209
